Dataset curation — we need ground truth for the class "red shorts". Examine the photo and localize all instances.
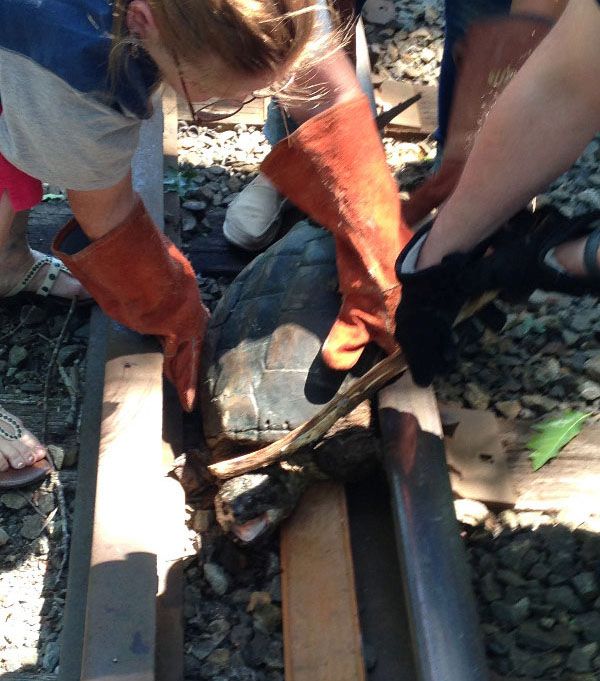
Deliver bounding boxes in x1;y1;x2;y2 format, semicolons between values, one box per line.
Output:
0;106;43;211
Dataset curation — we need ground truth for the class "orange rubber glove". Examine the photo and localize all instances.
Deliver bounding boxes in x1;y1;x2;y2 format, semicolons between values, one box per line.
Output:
403;14;552;227
261;94;412;371
52;199;209;411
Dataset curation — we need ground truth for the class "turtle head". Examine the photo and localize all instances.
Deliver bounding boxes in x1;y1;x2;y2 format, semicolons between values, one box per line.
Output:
214;470;307;543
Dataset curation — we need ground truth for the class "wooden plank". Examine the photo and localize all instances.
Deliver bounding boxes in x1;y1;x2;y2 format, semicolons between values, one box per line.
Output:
376;80;422;130
177;94;270;127
155;476;186;681
280;482;366;681
81;330;163;681
499;418;600;513
441;405;516;506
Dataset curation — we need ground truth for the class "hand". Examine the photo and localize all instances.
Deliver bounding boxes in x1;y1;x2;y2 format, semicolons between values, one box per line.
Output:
394;221;501;387
394;206;600;387
53;199;209;412
261;95;413;371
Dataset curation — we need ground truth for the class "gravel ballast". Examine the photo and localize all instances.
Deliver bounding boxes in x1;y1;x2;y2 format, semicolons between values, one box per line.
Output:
175;1;600;679
2;0;600;678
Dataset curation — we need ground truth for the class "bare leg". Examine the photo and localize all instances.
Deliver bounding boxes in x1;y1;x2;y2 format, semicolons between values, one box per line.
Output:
0;190;89;298
553;237;597;277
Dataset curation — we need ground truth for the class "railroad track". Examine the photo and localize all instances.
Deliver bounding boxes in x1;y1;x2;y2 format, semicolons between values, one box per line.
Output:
48;134;490;681
280;371;488;681
47;29;491;679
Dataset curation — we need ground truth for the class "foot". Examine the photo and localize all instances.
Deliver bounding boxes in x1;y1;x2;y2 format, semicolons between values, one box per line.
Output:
223;173;288;251
0;406;47;474
553;236;597;277
0;248;90;300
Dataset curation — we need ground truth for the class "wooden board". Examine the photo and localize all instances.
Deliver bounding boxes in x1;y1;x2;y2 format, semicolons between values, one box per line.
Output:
280;481;366;681
80;328;163;681
177;94;270;127
441;406;516;506
500;418;600;514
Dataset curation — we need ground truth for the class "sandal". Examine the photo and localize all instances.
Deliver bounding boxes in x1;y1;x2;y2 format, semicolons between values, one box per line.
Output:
490;207;600;300
539;210;600;296
0;407;51;490
3;250;91;305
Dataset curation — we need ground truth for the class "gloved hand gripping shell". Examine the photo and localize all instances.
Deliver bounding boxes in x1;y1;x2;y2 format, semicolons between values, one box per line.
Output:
261;94;413;370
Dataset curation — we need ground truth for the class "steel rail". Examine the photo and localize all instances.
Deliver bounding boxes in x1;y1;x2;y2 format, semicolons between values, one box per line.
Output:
377;372;489;681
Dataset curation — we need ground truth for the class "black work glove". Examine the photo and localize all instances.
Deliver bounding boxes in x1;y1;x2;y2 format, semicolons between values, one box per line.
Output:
395;206;600;387
394;221;503;387
481;206;600;301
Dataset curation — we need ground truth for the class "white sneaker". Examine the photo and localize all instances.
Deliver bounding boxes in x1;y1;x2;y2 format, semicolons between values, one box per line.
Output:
223;173;288;251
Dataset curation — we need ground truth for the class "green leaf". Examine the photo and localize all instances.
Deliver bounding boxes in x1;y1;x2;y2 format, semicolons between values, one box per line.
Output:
163;165;200;198
527;411;591;471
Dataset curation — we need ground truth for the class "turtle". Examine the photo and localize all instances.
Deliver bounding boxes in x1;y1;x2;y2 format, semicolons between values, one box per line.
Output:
200;220;384;542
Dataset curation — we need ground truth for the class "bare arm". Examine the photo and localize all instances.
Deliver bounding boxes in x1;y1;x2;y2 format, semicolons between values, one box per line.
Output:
419;0;600;268
285;48;363;124
283;0;363;124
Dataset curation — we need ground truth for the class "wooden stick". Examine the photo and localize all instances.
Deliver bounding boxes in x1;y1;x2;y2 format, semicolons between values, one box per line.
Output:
208;349;407;479
208;284;499;481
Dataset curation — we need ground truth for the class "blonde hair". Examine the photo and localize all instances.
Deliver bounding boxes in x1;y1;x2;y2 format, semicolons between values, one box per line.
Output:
110;0;339;93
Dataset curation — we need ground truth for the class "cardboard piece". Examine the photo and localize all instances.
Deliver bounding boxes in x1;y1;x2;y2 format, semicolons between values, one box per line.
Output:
375;79;422;130
440;405;516;507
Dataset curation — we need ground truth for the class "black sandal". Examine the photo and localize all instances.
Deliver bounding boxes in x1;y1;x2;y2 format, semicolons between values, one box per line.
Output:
481;207;600;302
539;211;600;296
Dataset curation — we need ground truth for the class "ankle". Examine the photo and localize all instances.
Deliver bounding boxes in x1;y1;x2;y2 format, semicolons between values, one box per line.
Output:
0;240;33;269
553;238;587;277
0;243;34;294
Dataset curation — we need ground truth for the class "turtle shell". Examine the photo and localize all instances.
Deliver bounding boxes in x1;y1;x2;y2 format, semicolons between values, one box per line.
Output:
200;221;382;457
